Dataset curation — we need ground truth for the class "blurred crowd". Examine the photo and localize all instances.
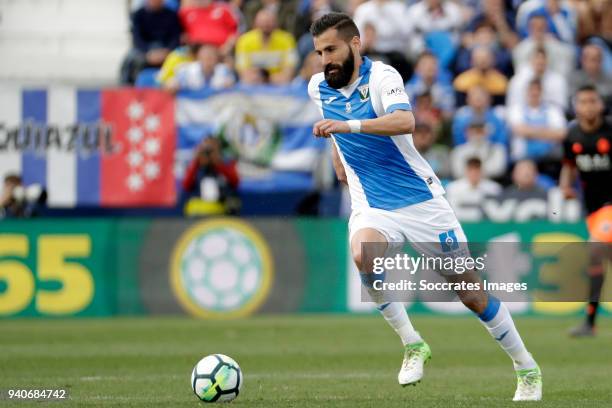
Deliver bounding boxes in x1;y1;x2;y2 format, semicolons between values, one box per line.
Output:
116;0;612;214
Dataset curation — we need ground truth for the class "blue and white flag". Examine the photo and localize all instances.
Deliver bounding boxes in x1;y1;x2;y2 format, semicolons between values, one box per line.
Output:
175;86;327;192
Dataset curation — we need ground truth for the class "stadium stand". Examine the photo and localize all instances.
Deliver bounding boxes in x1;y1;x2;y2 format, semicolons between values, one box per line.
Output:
1;0;611;219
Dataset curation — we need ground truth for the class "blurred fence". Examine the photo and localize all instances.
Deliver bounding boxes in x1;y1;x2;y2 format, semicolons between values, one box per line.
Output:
1;218;610;318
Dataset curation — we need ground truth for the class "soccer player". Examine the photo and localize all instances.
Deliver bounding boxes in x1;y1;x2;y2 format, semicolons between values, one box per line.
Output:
307;13;542;401
560;85;612;337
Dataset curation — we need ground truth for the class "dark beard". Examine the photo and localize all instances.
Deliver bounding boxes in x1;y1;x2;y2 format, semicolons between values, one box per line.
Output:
324;47;355;89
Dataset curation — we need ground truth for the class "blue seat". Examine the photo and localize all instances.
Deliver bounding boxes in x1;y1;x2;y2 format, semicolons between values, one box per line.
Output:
134;68;160;88
424;31;457;70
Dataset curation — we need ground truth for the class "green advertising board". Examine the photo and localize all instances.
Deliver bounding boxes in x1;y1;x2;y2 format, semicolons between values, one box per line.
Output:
1;218;610;318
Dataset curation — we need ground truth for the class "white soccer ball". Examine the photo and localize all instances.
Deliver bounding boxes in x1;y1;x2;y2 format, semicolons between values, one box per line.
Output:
191;354;242;403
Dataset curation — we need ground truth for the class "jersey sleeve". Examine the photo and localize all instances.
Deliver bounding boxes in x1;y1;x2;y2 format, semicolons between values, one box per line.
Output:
375;67;412;114
307;74;324;116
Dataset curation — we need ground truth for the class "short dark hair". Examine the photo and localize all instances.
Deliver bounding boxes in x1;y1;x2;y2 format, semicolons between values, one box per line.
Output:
466;157;482;168
417;50;436;63
528;78;542;89
468;119;486;129
575;84;600;96
4;174;21;185
310;12;360;41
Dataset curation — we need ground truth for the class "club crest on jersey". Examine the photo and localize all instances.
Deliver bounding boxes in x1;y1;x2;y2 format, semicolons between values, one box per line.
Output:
345;102;352;113
358;85;370;102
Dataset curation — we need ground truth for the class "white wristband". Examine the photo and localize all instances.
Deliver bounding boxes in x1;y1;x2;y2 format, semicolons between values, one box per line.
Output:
346;120;361;133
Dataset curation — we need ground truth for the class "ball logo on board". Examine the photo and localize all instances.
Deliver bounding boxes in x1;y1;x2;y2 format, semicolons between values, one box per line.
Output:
170;219;273;318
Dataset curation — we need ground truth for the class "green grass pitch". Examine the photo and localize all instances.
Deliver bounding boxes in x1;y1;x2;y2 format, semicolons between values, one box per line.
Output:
1;315;610;407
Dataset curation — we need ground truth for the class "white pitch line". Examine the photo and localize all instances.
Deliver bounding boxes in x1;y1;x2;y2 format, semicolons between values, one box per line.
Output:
77;371;387;382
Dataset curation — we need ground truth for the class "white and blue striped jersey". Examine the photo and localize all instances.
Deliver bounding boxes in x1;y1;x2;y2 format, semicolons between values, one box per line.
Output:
308;57;444;211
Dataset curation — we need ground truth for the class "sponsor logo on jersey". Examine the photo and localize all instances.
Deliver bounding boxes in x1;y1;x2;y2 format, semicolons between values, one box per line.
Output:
345;102;352;113
386;87;405;97
325;96;338;104
576;153;611;171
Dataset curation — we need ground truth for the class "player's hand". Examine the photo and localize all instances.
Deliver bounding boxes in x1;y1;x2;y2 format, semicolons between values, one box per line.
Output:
313;119;350;138
561;186;578;199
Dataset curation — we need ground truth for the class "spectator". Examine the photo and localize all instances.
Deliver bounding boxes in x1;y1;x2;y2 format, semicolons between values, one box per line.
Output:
291;51;323;91
507;47;568;110
228;0;248;34
157;44;197;86
166;44;236;92
412;91;444;134
0;175;46;219
353;0;409;55
0;174;24;218
405;0;465;60
235;9;299;85
453;46;508;104
570;44;612;106
446;157;503;214
504;159;548;199
450;120;508;179
452;86;508;145
182;137;240;214
295;0;343;62
507;79;566;167
567;0;602;42
412;123;452;179
353;0;413;80
516;0;577;44
513;13;575;79
244;0;299;34
295;0;342;38
580;0;612;44
131;0;180;11
179;0;239;55
406;52;455;118
238;67;268;85
463;0;519;50
454;21;514;78
346;0;366;15
120;0;181;84
358;22;413;81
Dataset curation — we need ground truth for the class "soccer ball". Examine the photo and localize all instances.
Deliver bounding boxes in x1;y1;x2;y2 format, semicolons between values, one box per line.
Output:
191;354;242;403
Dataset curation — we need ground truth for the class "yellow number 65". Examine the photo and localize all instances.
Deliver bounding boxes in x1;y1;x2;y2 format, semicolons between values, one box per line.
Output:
0;234;93;316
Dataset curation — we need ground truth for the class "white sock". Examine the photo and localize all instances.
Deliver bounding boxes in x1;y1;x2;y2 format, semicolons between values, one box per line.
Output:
478;296;537;370
360;272;422;345
376;302;423;346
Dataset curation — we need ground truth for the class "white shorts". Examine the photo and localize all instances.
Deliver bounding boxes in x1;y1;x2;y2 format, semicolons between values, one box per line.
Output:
348;196;469;270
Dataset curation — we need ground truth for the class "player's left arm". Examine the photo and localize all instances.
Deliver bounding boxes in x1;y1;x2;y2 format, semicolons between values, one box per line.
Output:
559;132;578;199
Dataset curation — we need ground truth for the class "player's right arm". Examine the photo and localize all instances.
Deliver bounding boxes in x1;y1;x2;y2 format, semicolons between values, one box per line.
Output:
312;66;415;138
331;142;347;185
